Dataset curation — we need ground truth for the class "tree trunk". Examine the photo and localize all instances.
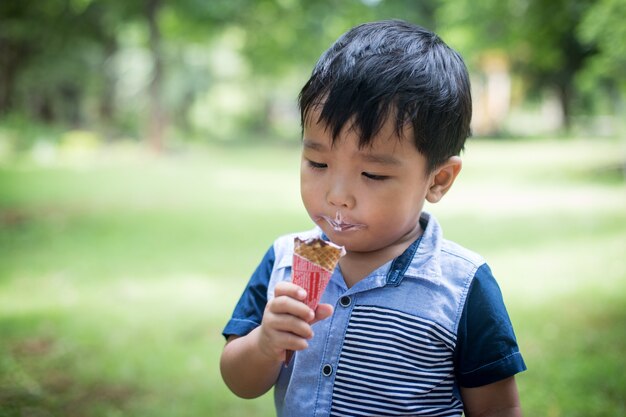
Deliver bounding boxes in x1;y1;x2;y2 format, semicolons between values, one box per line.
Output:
59;82;82;127
146;0;165;152
556;82;573;133
0;38;24;115
99;36;118;140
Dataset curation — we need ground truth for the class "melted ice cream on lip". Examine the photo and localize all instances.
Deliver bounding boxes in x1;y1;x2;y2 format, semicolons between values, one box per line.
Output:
320;211;366;232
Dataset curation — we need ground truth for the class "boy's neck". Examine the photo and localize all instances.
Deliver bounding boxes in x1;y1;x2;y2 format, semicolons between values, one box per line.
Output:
338;223;424;288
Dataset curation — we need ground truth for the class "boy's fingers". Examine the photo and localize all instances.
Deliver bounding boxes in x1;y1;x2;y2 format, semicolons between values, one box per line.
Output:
312;303;334;324
274;281;307;301
269;295;314;322
257;322;310;360
265;312;314;339
272;331;310;352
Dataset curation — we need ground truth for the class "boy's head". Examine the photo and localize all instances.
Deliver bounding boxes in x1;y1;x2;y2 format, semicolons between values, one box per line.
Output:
299;20;472;173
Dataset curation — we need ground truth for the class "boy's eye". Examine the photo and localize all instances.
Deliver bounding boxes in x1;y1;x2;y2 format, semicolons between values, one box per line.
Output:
362;172;389;181
308;160;327;169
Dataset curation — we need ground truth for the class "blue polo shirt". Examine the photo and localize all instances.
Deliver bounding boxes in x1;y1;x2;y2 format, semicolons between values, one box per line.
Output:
223;212;526;417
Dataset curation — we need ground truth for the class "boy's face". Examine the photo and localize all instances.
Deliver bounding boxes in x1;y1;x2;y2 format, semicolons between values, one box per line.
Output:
300;112;441;254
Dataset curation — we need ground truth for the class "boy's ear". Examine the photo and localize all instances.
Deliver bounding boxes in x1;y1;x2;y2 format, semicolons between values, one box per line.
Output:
426;156;462;203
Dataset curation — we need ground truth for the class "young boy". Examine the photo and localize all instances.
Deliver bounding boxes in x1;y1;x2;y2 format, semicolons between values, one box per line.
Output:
220;20;526;417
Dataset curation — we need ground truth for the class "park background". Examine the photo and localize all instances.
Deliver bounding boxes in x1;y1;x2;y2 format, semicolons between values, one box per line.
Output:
0;0;625;416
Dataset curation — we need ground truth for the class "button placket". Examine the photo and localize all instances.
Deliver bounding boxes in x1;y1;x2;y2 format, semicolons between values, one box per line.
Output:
321;294;352;380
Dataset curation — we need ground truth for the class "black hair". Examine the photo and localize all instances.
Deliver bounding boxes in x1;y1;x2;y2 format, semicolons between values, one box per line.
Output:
298;19;472;172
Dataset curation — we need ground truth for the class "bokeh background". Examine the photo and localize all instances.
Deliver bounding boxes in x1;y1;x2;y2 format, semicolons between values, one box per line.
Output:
1;1;625;416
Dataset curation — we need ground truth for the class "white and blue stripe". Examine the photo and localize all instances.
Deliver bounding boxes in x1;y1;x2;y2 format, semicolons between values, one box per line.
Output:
330;305;463;417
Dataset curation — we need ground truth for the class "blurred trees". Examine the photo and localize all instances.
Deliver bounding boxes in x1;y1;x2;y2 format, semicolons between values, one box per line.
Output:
578;0;626;113
0;0;624;150
0;1;117;124
438;0;624;132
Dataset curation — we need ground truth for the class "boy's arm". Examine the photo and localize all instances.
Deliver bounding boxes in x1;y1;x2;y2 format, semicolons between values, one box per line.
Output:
220;281;333;398
220;330;283;398
460;376;522;417
456;265;526;416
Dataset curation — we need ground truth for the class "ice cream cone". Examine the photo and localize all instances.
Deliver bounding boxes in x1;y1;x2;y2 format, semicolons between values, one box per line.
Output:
285;237;344;365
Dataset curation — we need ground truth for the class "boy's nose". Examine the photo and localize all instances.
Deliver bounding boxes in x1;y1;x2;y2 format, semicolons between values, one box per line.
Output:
327;180;355;209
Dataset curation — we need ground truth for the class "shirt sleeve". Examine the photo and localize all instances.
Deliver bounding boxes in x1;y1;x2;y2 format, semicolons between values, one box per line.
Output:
222;245;275;339
455;263;527;387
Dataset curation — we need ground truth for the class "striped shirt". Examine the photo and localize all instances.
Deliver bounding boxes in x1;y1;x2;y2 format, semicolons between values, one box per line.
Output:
331;306;461;416
223;212;526;417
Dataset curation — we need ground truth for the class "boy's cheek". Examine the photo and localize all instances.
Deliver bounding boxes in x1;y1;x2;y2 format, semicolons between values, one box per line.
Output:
300;183;320;210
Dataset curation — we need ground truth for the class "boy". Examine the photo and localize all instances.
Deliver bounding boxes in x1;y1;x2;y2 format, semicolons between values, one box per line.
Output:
221;20;526;417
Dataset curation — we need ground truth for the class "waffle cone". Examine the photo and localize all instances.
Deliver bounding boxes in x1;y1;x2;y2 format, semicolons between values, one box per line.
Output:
294;238;343;272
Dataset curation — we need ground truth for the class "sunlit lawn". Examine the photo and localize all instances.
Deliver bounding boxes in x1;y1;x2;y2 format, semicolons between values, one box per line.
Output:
1;138;625;416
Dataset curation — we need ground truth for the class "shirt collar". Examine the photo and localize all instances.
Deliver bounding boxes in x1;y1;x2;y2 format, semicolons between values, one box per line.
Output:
386;211;443;286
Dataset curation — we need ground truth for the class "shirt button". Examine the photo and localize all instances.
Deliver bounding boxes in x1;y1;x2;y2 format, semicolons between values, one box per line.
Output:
322;364;333;376
339;296;351;307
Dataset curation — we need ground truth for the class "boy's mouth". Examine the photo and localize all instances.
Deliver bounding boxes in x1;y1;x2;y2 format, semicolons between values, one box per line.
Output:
318;211;366;232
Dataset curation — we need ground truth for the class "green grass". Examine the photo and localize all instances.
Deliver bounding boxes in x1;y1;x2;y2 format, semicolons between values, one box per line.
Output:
0;138;625;416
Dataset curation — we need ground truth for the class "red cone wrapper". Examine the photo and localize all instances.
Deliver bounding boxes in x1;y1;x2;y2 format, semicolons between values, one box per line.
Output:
292;254;332;310
285;237;344;365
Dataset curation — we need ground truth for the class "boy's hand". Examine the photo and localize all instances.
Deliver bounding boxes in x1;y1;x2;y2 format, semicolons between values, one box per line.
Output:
258;281;334;362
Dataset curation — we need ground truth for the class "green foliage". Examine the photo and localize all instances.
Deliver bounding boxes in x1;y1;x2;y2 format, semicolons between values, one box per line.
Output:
437;0;614;129
237;0;430;75
0;138;625;416
578;0;626;94
0;0;624;142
